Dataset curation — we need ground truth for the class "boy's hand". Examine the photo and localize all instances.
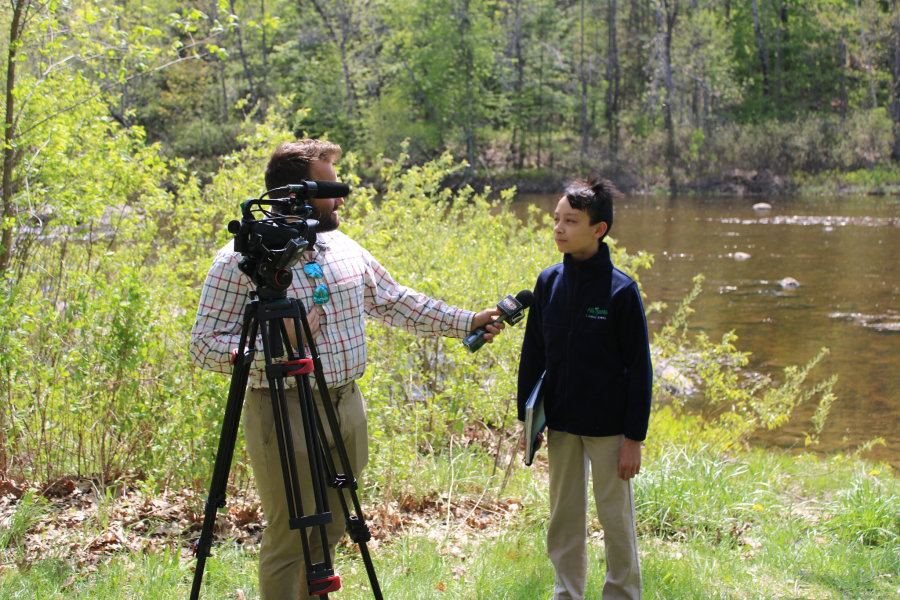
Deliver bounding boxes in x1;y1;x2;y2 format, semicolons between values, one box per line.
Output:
617;438;642;481
472;308;506;342
518;430;545;452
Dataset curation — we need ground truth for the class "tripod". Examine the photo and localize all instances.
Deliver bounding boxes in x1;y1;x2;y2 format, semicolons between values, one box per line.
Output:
190;287;383;600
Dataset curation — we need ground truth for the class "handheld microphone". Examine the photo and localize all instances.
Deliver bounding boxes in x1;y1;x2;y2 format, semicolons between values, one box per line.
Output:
462;290;534;353
284;180;351;199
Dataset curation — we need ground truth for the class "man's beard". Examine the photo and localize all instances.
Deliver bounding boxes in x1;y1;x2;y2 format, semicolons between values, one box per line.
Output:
312;208;339;232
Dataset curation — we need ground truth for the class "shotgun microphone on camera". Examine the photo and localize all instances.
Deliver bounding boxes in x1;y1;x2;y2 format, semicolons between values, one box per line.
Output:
462;290;534;352
284;180;350;199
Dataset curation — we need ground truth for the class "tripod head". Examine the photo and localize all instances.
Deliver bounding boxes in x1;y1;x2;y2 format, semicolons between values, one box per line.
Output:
228;180;350;297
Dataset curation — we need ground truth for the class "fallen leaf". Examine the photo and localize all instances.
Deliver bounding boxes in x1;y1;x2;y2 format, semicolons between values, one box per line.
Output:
0;480;24;498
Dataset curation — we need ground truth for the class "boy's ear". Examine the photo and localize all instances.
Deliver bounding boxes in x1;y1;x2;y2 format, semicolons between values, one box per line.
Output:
594;221;609;239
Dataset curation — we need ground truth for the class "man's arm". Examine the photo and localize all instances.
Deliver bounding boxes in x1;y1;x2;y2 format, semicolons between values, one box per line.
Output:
362;252;502;339
190;251;266;375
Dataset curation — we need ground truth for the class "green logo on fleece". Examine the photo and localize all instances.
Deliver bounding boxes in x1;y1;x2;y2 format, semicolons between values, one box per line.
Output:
586;307;608;317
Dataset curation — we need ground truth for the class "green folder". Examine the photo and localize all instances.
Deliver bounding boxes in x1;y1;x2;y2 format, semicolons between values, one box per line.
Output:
523;371;546;466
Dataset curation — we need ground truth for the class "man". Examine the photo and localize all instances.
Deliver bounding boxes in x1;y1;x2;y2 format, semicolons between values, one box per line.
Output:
190;139;503;599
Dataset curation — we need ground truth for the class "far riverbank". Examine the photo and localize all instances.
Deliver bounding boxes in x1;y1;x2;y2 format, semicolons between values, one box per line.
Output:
427;165;900;197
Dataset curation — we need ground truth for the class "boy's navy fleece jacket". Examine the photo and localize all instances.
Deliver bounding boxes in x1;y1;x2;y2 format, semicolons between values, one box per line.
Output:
517;243;653;441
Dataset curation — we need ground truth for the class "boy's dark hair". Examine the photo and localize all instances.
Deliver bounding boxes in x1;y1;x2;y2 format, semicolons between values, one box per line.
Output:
265;139;342;198
564;174;621;240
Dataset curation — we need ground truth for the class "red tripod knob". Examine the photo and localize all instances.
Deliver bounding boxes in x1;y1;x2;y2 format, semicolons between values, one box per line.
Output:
284;358;314;376
309;574;342;595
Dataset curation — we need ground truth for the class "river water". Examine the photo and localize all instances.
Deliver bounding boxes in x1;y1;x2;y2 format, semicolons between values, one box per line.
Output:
514;194;900;467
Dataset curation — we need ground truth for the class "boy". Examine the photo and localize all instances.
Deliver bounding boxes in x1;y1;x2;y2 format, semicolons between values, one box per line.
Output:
517;176;652;600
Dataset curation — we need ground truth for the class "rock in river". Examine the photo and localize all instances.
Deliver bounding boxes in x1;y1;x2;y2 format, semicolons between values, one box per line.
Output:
778;277;800;289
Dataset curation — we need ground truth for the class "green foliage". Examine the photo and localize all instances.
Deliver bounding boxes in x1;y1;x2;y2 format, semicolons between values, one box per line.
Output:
648;275;838;456
7;0;900;191
792;165;900;194
340;146;558;494
0;99;843;493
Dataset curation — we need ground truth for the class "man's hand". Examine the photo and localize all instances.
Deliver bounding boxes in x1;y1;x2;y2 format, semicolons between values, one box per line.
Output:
617;438;642;481
284;308;324;350
472;308;505;343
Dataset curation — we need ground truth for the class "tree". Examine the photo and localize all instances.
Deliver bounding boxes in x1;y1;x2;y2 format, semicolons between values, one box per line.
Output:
306;0;360;122
892;0;900;160
751;0;771;97
1;0;31;273
655;0;679;194
606;0;621;157
1;0;227;274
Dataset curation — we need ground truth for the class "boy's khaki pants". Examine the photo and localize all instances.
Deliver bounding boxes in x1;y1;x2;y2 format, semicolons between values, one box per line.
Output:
547;430;642;600
243;383;368;600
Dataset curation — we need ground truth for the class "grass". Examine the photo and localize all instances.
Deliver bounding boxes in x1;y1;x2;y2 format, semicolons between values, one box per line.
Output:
2;446;898;599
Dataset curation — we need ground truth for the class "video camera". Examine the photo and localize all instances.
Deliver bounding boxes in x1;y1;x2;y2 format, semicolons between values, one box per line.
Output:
227;180;349;296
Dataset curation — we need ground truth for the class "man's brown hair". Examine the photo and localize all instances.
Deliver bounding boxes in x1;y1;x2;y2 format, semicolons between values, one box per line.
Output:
264;139;342;197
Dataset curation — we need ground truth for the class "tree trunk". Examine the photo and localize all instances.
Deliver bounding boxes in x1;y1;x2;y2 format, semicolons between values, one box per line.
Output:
307;0;356;121
656;0;679;195
606;0;620;158
627;0;647;111
229;0;257;108
260;0;269;110
840;26;848;121
751;0;770;97
1;1;27;275
0;0;30;477
892;0;900;161
510;0;525;171
580;0;589;161
775;0;784;104
537;44;544;169
855;0;878;108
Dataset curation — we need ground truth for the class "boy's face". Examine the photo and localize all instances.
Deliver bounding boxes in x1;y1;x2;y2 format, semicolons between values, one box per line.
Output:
553;197;608;260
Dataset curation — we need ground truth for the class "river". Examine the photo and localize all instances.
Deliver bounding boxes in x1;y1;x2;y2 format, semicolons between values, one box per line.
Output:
514;194;900;467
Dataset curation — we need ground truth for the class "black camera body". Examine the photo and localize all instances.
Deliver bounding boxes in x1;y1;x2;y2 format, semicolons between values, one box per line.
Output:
227;186;324;296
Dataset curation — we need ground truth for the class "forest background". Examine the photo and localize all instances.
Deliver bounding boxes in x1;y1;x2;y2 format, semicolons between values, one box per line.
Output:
1;0;900;598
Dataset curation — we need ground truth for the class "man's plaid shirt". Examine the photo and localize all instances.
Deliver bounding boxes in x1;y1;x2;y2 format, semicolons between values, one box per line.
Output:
190;230;475;389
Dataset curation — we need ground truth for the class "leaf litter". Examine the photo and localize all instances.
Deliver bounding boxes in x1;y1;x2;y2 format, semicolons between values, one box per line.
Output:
0;476;524;578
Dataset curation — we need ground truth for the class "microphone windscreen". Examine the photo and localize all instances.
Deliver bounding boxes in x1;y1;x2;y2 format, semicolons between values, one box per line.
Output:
515;289;535;308
312;180;350;199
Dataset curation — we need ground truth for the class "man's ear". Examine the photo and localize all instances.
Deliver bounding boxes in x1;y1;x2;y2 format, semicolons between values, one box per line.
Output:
594;221;609;239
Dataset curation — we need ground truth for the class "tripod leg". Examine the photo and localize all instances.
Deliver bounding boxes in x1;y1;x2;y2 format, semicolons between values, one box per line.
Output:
190;308;259;600
292;301;385;600
257;301;341;597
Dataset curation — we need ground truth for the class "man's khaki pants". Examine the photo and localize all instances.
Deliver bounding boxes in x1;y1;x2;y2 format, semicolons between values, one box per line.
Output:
547;430;642;600
243;383;368;600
